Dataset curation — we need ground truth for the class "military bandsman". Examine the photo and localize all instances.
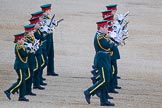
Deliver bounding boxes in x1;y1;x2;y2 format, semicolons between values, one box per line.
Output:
4;33;29;101
106;4;122;92
31;10;48;82
31;17;47;87
24;23;37;96
40;4;59;76
84;20;115;106
4;2;65;102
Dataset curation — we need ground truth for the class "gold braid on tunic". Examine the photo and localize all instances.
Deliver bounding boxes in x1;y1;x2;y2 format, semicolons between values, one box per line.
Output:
24;34;35;44
16;44;28;63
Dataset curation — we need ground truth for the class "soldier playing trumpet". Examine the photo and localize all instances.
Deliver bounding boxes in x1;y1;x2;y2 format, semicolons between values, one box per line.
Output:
24;24;37;95
40;3;59;76
4;33;29;101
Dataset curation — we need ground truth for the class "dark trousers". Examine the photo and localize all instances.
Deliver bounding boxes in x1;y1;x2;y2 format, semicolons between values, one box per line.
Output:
46;33;55;74
26;53;35;94
85;52;111;103
33;54;42;87
40;54;46;83
100;84;109;103
47;42;55;74
42;50;48;70
7;69;27;98
111;60;118;87
109;60;118;91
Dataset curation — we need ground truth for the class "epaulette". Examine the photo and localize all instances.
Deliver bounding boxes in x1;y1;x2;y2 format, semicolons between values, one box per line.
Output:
37;30;41;35
25;35;35;43
97;33;105;40
16;44;24;50
97;33;111;52
16;44;28;63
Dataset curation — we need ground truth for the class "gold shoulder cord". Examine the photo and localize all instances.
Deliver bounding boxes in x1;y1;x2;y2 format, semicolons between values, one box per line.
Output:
25;35;35;44
47;15;51;19
31;35;35;44
16;45;28;63
97;35;110;52
38;30;41;35
44;13;50;19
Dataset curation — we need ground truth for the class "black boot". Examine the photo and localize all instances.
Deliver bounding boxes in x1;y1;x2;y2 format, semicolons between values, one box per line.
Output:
100;101;115;106
47;72;59;76
109;90;118;94
27;92;36;96
4;90;11;100
40;82;47;86
91;77;96;84
115;86;122;89
42;78;46;81
107;95;113;99
84;90;91;104
18;97;29;102
33;86;45;90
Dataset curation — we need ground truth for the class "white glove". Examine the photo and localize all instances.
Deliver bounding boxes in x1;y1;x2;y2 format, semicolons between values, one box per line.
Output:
33;39;40;51
110;31;117;39
34;39;40;44
113;21;121;32
52;20;58;26
27;43;33;49
110;31;124;44
117;14;124;22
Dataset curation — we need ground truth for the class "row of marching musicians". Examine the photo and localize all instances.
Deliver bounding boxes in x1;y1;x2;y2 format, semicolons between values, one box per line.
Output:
84;4;129;106
4;3;62;101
